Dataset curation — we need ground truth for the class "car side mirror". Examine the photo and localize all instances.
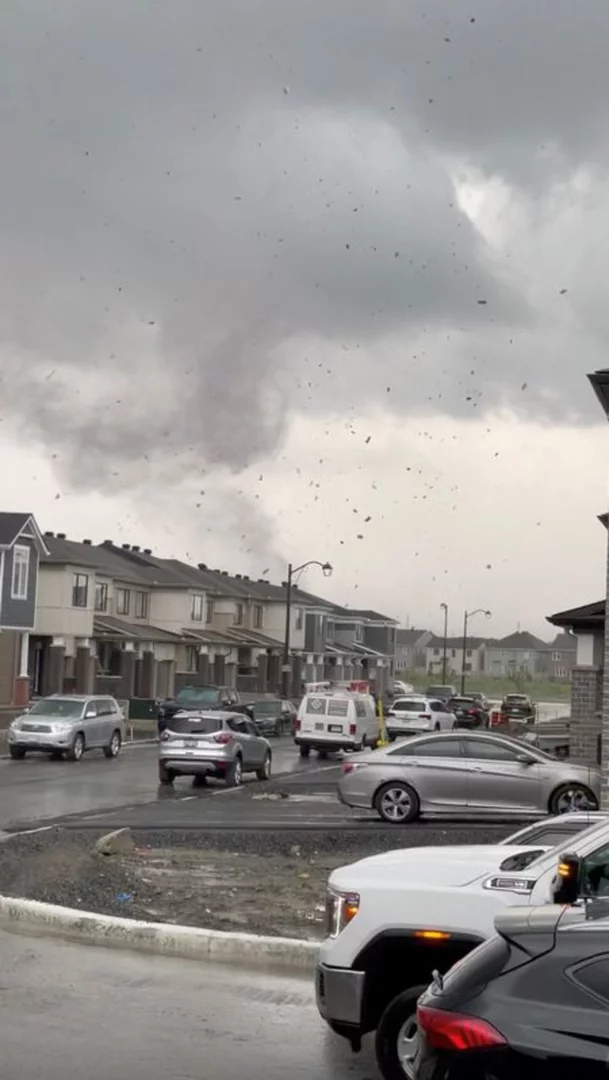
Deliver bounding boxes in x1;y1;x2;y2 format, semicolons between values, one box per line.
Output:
85;708;96;719
552;853;581;905
516;753;534;765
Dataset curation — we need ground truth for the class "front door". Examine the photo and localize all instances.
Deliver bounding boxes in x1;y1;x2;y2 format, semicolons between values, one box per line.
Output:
389;736;470;811
463;736;542;812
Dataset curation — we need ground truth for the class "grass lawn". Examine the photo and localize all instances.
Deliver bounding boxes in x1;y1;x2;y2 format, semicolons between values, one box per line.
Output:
402;674;571;703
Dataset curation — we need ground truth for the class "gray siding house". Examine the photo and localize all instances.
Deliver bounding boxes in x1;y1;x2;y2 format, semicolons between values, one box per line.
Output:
0;512;48;709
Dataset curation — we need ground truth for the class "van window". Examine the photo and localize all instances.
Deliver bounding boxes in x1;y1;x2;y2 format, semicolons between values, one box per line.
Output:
354;699;366;718
328;699;349;717
306;697;327;715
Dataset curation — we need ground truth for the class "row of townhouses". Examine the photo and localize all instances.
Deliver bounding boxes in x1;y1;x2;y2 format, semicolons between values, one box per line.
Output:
396;629;576;682
0;513;398;711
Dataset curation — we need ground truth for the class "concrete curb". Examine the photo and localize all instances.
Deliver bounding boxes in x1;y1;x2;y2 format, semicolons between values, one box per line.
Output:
0;895;320;972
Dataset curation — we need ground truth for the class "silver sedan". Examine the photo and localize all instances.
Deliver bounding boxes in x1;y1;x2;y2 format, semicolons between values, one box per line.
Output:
338;730;600;824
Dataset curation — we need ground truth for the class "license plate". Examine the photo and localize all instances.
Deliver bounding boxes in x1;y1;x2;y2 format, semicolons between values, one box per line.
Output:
315;722;324;731
328;724;342;733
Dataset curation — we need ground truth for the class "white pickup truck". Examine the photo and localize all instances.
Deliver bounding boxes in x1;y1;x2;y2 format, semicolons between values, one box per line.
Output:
315;811;609;1080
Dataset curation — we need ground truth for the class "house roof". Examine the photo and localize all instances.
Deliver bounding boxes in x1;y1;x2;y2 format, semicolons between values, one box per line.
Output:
396;629;429;647
549;631;576;651
426;636;486;650
547;599;605;630
93;616;185;643
0;512;49;555
341;608;398;624
492;631;548;651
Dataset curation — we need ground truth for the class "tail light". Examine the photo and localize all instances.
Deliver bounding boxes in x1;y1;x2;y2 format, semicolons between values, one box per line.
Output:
341;762;366;775
214;732;234;744
416;1006;507;1051
349;723;357;736
295;719;301;731
160;731;171;742
468;709;477;716
419;713;431;720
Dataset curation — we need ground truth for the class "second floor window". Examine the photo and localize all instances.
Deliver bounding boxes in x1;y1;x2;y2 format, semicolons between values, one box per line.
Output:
95;582;108;612
254;605;263;629
295;607;303;630
191;594;204;622
116;588;130;616
206;598;214;624
11;546;30;600
72;573;88;608
134;592;149;619
235;602;244;626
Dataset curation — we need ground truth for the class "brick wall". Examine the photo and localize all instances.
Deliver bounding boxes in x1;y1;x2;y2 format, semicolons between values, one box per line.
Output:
570;665;602;765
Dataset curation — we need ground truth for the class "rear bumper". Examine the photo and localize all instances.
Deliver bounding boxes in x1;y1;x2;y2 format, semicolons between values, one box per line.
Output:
295;736;358;751
316;963;365;1033
159;754;229;775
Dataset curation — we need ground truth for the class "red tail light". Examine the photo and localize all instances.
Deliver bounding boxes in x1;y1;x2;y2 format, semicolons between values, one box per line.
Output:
214;732;233;744
342;762;357;774
349;723;357;736
417;1006;507;1051
419;713;431;720
295;719;301;731
468;709;477;716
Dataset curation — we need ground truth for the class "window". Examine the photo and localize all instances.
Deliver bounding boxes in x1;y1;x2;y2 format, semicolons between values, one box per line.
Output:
463;738;520;763
191;594;204;622
306;696;327;715
327;621;335;642
555;667;566;678
116;588;130;615
254;604;263;629
206;598;214;624
354;699;366;718
552;651;562;661
390;738;463;758
433;648;440;656
295;607;304;631
11;545;30;600
355;623;363;642
235;602;244;625
430;701;448;712
466;649;472;658
328;699;349;717
72;573;88;608
581;843;609;899
95;582;108;612
451;649;456;658
134;591;149;619
463;662;472;672
185;646;198;672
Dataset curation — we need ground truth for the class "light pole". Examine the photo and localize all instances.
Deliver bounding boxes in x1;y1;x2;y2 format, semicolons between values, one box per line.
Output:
461;608;492;696
440;603;448;684
282;560;333;698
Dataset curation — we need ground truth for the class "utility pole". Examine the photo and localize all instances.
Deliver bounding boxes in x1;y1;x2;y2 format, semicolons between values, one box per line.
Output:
461;607;492;696
281;559;333;699
441;603;448;684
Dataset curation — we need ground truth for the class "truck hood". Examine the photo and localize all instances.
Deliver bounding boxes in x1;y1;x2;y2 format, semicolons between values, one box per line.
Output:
329;843;550;891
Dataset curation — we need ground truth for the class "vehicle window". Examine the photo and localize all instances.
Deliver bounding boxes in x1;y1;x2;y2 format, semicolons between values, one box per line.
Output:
227;716;248;734
354;699;366;719
392;700;426;712
176;687;220;705
389;738;463;758
328;699;349;717
245;720;259;737
430;701;446;712
505;824;579;848
95;700;111;716
582;843;609;899
167;715;221;734
306;696;327;715
463;738;522;762
30;698;84;718
570;958;609;1004
254;702;280;716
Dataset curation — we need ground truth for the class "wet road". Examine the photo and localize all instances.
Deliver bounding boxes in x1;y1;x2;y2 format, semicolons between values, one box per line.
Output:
0;928;374;1080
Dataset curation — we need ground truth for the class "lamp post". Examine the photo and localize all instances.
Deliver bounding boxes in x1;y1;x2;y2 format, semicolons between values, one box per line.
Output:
461;608;491;696
440;603;449;684
282;560;333;698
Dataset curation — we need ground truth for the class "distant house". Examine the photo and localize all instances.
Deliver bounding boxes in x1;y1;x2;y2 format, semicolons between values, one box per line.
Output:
547;632;577;681
0;513;48;710
395;629;432;673
484;631;551;681
547;598;604;765
425;636;486;677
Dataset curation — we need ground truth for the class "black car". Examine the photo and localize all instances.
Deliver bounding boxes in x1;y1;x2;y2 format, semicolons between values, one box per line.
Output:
425;685;457;703
415;895;609;1080
157;685;241;733
448;695;488;729
500;693;536;724
246;698;297;737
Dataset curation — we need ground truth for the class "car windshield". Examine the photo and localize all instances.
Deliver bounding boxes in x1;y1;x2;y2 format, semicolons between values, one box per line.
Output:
168;715;222;734
254;702;281;716
29;698;84;718
176;688;220;704
451;698;477;708
393;700;426;711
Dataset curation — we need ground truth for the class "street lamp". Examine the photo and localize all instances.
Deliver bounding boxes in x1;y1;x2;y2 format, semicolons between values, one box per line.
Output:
440;603;449;684
282;560;333;697
461;608;491;696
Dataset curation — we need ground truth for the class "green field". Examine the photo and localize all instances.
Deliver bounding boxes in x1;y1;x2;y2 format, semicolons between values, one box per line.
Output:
401;674;571;704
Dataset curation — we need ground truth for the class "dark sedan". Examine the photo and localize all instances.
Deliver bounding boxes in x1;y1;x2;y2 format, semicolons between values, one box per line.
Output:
448;695;488;729
246;698;297;737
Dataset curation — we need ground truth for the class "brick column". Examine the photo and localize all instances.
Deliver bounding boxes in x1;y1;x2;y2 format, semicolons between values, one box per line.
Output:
44;643;66;695
139;650;157;698
119;646;136;700
197;652;210;682
213;653;225;684
256;653;268;693
571;666;603;765
75;646;94;694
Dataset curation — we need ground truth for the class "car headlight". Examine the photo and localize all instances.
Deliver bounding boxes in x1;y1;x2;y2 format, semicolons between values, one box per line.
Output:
324;887;360;939
9;719;21;731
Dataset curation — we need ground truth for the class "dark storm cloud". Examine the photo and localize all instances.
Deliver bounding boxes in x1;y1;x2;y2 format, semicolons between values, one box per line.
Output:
0;0;607;485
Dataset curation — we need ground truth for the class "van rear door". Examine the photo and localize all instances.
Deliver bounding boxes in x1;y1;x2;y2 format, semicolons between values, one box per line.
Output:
299;695;329;735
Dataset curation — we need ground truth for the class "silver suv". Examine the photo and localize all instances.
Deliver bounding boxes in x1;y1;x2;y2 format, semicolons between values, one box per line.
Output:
158;710;272;787
8;695;125;762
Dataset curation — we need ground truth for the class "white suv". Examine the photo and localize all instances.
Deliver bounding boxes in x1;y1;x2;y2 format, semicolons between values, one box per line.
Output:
385;696;457;740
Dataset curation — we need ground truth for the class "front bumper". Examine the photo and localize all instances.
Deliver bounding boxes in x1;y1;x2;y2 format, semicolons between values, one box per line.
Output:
316;962;365;1033
8;730;72;751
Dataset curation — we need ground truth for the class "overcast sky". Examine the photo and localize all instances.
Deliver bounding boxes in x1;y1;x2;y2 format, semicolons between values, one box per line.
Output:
1;0;609;638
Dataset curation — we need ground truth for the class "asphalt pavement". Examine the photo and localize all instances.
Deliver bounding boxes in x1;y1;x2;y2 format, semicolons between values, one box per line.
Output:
0;928;372;1080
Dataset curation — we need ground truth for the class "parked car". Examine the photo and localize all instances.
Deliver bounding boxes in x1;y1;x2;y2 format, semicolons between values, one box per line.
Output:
447;695;488;729
522;719;570;758
385;697;457;740
156;685;241;732
392;680;415;696
415;899;609;1080
7;694;125;762
338;730;600;824
294;689;379;757
466;690;490;711
500;692;536;723
158;709;272;787
424;684;457;702
246;697;297;737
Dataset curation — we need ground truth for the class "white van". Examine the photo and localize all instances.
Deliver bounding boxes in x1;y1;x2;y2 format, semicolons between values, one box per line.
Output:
294;690;379;758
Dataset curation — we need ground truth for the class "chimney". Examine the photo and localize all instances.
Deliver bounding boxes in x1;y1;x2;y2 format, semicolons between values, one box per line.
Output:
131;545;140;552
243;575;250;581
144;548;152;555
198;563;207;570
44;531;55;538
258;578;266;583
103;539;113;546
121;543;131;550
222;570;229;576
235;574;242;579
56;532;66;540
214;568;221;573
82;538;92;545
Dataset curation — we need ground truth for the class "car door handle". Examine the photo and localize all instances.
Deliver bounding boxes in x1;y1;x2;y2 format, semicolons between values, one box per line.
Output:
471;765;483;771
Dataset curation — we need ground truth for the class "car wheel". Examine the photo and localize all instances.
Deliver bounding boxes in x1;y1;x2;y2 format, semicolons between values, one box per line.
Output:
299;744;311;758
103;730;122;759
434;722;440;731
375;985;428;1080
375;782;420;825
67;733;85;762
274;721;281;738
158;761;175;786
549;782;598;814
225;756;243;787
9;746;26;760
256;751;272;781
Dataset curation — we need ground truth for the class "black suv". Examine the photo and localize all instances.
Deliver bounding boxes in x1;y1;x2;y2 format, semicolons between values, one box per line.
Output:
157;685;241;733
448;695;489;729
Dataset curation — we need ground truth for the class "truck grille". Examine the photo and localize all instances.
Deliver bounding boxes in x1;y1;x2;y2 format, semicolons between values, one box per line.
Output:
21;723;52;733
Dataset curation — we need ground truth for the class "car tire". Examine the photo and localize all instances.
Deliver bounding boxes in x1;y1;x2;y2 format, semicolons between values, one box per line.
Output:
274;721;281;738
299;744;311;758
434;722;440;731
103;729;122;759
225;755;243;787
256;751;272;781
374;781;420;825
67;733;85;762
549;782;598;815
375;985;428;1080
9;746;26;760
158;761;175;786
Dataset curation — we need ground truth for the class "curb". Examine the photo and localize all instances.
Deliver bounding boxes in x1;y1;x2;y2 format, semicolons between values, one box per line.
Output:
0;895;320;972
